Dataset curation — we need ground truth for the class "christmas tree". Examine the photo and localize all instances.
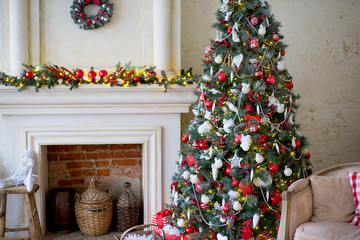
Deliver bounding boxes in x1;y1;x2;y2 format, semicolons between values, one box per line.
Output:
167;0;311;239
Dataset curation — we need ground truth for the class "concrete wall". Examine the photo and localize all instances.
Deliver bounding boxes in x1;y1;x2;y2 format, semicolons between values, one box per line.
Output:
181;0;360;172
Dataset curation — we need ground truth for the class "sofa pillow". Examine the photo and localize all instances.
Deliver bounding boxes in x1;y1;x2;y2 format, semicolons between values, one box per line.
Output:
310;174;355;223
348;172;360;226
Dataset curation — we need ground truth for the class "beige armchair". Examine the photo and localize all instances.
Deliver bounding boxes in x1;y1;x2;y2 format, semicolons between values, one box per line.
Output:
277;163;360;240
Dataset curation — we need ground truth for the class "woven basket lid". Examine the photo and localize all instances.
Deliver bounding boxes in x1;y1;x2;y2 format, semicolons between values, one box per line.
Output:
80;177;111;203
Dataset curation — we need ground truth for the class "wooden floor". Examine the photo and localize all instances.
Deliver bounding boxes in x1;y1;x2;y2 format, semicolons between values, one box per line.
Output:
45;230;123;240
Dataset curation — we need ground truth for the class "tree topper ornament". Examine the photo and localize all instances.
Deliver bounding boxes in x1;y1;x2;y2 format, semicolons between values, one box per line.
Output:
0;150;37;192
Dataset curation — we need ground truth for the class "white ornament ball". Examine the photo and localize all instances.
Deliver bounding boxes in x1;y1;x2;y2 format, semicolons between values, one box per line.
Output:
277;103;285;113
182;171;190;180
201;195;210;204
95;75;101;81
277;61;286;71
215;55;223;64
284;167;293;176
177;219;185;228
190;175;199;184
83;75;88;81
255;153;264;163
233;201;242;211
35;66;41;71
58;78;63;84
220;216;226;223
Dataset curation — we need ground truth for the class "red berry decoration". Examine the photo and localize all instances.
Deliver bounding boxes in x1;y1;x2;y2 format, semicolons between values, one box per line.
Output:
227;26;233;34
272;33;280;41
25;71;34;78
75;69;84;78
268;163;279;173
182;133;189;143
186;155;196;167
286;81;294;90
88;70;97;79
205;99;213;109
265;75;276;85
223;202;231;213
246;104;254;113
250;17;258;25
217;71;227;82
255;70;263;78
133;76;141;82
234;133;242;144
99;70;108;78
248;91;261;103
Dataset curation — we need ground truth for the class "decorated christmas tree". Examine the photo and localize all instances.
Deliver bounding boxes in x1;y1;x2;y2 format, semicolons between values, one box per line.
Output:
167;0;311;239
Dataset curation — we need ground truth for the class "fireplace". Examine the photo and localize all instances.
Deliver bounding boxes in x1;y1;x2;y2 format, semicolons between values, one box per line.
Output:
0;85;196;233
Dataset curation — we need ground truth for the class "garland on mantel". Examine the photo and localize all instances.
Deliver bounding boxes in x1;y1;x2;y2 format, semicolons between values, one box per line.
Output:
0;63;199;92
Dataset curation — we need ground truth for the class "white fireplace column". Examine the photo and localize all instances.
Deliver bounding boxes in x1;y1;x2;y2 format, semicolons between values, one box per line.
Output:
9;0;29;75
153;0;172;73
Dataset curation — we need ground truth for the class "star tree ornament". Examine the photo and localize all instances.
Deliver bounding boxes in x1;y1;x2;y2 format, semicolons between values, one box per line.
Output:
167;0;311;239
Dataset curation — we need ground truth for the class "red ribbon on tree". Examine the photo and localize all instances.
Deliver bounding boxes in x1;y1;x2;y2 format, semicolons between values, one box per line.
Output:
244;114;261;122
84;0;100;5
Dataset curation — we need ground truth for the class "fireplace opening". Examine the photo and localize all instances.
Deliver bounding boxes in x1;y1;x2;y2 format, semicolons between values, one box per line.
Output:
45;144;143;234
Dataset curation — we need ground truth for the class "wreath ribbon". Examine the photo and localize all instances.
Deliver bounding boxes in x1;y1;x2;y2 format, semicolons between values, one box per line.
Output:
84;0;100;5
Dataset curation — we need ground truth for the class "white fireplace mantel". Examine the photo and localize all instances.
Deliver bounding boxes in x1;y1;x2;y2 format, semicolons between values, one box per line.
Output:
0;85;196;232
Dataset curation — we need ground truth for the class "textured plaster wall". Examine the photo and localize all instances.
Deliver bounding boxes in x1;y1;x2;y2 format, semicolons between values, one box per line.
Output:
181;0;360;172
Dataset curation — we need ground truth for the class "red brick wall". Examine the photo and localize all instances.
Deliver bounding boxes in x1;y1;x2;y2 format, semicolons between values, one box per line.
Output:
47;144;142;193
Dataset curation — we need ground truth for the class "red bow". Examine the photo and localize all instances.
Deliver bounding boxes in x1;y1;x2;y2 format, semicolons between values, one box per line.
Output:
155;209;171;228
84;0;100;5
244;115;261;122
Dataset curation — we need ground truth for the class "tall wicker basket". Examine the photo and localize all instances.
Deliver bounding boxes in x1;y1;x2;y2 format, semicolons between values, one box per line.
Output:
115;182;142;232
75;178;113;236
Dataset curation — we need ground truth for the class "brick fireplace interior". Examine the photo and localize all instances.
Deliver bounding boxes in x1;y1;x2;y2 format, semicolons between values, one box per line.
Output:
46;144;143;232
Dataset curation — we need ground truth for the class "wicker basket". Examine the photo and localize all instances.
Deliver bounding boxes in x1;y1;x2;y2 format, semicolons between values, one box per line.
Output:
114;224;165;240
75;178;113;236
116;182;142;232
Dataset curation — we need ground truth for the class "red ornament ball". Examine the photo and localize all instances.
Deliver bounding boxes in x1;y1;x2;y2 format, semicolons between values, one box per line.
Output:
185;227;194;234
75;69;84;78
88;70;97;79
133;76;141;82
272;34;280;41
232;177;239;187
192;140;199;148
227;26;233;34
305;152;311;159
205;99;213;109
217;72;227;82
195;183;202;193
99;70;108;78
99;10;104;14
182;133;189;143
79;13;84;18
268;163;279;173
286;81;294;90
225;166;232;176
255;70;263;78
281;50;286;56
250;42;259;49
25;71;34;78
265;75;276;85
186;155;196;167
250;17;258;25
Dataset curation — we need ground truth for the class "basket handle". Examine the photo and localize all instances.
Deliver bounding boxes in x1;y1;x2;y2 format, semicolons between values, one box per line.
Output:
115;224;165;240
75;193;80;203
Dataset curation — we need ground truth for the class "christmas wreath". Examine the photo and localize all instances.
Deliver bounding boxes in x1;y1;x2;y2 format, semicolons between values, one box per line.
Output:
70;0;114;30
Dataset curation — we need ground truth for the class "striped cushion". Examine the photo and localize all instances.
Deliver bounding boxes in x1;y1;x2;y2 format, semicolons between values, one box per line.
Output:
348;172;360;226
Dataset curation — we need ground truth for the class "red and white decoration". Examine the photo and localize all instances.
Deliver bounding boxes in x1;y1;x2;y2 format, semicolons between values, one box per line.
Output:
348;172;360;226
